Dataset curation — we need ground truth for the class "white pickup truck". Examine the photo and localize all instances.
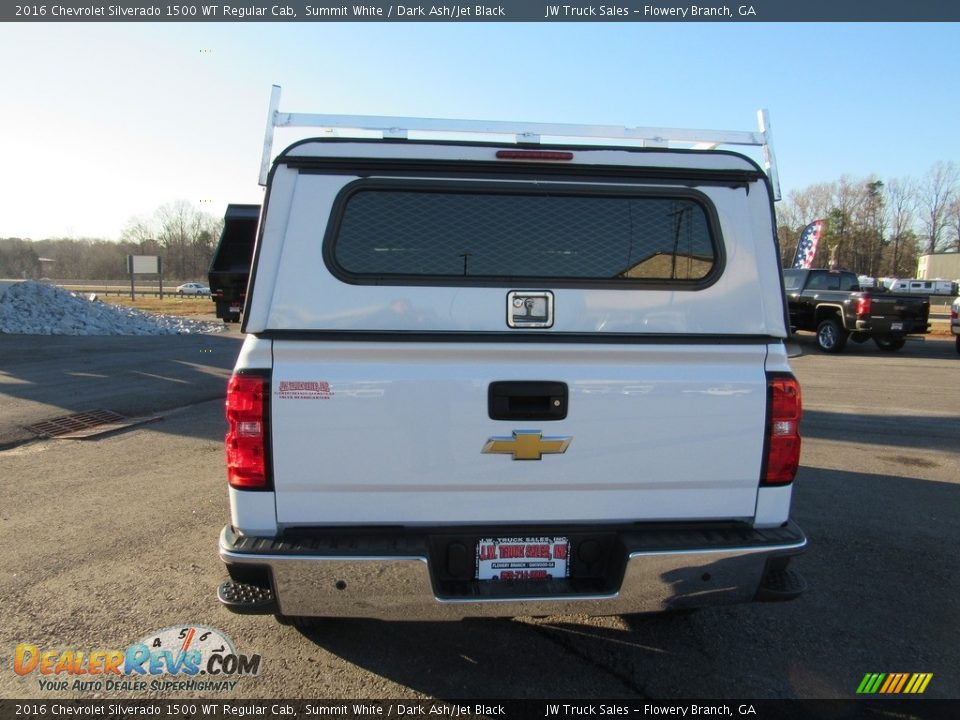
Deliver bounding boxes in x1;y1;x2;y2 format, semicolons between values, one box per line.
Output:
217;89;807;622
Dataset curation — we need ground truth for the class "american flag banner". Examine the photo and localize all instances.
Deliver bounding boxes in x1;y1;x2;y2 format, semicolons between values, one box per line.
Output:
791;220;824;269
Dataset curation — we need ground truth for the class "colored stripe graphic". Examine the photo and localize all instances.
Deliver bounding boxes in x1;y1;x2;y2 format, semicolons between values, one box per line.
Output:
879;674;896;693
857;673;932;694
857;673;885;694
905;673;934;694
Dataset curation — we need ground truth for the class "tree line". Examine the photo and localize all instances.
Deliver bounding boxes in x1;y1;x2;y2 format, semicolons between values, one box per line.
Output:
3;162;958;283
777;161;960;278
0;201;223;282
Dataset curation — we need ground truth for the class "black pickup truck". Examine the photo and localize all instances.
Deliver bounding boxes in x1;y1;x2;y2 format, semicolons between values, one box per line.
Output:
208;204;259;323
783;269;930;353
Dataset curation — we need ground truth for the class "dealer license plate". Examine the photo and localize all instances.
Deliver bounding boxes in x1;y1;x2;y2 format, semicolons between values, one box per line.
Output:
476;536;570;581
891;322;903;331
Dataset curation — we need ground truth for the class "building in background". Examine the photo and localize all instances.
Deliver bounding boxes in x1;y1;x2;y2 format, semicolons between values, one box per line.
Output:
917;252;960;282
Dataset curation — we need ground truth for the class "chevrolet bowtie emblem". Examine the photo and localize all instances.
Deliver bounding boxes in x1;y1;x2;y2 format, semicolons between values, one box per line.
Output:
482;430;572;461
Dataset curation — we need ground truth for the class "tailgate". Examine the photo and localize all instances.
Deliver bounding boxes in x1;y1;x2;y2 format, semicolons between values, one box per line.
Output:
270;341;769;526
870;295;930;332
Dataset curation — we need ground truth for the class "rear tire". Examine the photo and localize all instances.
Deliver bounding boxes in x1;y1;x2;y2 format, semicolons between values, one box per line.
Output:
873;336;906;352
816;318;848;353
955;335;959;354
276;614;326;630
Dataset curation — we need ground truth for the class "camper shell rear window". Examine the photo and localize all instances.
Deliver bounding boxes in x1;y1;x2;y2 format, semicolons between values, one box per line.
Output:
324;181;723;289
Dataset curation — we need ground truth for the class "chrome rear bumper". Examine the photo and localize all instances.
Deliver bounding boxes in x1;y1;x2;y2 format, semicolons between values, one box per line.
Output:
219;522;806;620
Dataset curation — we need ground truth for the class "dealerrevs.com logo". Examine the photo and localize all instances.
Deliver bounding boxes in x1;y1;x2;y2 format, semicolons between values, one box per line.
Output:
14;625;262;693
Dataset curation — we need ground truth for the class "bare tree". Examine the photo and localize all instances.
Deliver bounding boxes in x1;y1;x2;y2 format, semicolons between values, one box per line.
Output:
918;161;958;254
156;201;193;278
0;239;41;278
823;176;867;270
886;178;917;276
155;201;220;279
778;182;836;266
120;216;161;255
947;196;960;253
786;182;836;224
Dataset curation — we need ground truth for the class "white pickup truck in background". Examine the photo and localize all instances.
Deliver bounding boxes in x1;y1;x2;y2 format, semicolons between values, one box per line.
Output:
217;88;807;622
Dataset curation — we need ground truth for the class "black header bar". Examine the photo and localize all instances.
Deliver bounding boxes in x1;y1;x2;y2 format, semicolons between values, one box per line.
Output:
5;1;960;22
0;700;957;720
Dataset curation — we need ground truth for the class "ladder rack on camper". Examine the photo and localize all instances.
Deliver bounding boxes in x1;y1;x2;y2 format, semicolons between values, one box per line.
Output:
259;84;781;200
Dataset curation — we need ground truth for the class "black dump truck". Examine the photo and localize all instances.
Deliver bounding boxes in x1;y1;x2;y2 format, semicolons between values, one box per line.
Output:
783;268;930;353
208;204;260;323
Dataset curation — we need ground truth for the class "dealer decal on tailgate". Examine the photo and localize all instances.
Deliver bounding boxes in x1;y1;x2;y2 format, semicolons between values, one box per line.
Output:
277;381;333;400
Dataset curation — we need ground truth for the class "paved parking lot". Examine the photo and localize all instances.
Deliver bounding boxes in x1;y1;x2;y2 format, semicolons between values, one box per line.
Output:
0;332;957;701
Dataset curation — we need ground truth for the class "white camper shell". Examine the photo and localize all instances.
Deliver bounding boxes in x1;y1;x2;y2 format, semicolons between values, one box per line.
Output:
217;89;806;621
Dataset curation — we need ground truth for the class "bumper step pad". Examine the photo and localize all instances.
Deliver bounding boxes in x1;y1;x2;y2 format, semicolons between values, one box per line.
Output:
217;579;277;614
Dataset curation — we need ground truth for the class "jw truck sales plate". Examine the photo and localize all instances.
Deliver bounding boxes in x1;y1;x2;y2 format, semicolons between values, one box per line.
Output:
476;537;570;581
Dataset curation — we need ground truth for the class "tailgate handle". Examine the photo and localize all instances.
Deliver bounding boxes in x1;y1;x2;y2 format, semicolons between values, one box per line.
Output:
488;381;568;421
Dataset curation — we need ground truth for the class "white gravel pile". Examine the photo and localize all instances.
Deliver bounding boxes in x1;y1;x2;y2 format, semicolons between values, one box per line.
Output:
0;281;224;335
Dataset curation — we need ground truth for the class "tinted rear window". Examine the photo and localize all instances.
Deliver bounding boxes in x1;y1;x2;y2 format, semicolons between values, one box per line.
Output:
330;187;719;285
782;271;803;290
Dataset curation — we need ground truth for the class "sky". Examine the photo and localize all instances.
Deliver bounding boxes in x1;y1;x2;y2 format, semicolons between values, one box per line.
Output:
1;20;958;239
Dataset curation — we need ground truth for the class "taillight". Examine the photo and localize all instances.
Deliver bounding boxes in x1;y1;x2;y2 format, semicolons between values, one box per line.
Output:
763;374;801;485
225;373;269;489
855;296;872;317
952;307;958;321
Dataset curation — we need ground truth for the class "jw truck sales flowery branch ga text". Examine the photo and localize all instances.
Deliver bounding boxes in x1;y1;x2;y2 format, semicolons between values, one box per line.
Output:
544;5;757;17
544;706;755;717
